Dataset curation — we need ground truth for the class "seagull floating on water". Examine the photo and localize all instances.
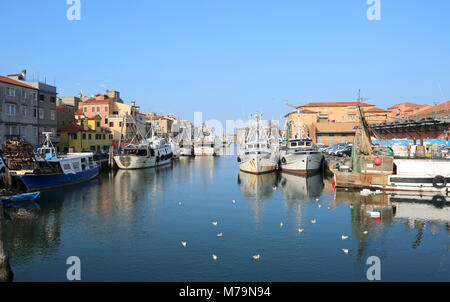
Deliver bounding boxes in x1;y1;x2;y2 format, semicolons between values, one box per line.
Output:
363;231;368;235
327;206;331;210
178;202;182;206
181;241;187;247
212;221;218;227
318;205;322;208
311;219;317;224
298;228;305;233
212;254;218;261
217;233;223;238
253;255;261;261
342;248;349;254
349;204;353;209
280;222;284;228
232;200;236;204
315;198;320;202
342;235;349;240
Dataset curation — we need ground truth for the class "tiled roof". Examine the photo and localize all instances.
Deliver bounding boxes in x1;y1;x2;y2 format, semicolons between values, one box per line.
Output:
74;109;84;115
299;101;374;108
364;106;390;113
387;102;426;110
0;76;38;90
83;94;113;104
410;101;450;116
58;123;94;133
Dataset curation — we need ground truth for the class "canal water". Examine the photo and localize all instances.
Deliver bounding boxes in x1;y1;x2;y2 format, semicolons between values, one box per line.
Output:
4;150;450;281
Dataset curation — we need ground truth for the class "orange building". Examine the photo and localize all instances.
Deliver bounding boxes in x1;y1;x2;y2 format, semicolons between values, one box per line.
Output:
408;101;450;119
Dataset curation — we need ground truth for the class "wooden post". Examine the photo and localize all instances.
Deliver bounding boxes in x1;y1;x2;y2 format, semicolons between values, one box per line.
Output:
0;202;13;282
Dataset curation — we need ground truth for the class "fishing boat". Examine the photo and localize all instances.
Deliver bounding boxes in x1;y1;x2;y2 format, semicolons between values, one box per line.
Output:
332;94;450;194
280;109;323;175
113;116;173;169
237;112;280;174
12;133;100;191
194;124;216;156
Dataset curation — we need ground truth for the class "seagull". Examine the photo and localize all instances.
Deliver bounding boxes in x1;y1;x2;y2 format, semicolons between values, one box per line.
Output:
342;248;349;254
311;219;317;224
315;198;320;202
280;222;284;228
212;221;218;227
363;231;368;235
349;204;353;209
181;241;187;247
318;205;322;208
212;254;218;261
273;186;277;191
327;206;331;210
232;200;236;204
342;235;349;240
217;233;223;238
178;202;182;206
298;228;305;233
253;254;261;261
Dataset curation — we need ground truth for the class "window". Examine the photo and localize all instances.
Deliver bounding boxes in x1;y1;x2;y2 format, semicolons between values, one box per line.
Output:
103;134;105;140
63;164;71;170
71;133;78;140
109;122;114;127
96;121;100;128
88;134;92;140
104;106;108;112
21;126;27;137
119;122;122;127
20;105;27;116
8;125;17;135
33;93;37;101
33;127;38;137
72;162;80;169
39;109;44;119
82;133;86;140
291;142;297;147
5;87;16;97
84;107;87;112
51;97;56;103
39;94;45;101
97;106;100;112
5;103;16;116
109;134;113;139
50;110;55;120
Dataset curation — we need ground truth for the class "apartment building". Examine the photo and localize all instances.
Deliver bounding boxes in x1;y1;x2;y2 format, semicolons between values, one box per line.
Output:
7;70;58;144
0;75;39;146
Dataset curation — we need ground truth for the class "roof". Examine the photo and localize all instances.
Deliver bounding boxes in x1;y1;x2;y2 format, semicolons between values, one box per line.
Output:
74;109;84;115
0;76;38;90
58;123;94;133
410;101;450;116
299;101;374;108
284;108;318;117
364;106;390;113
387;102;427;110
82;94;113;104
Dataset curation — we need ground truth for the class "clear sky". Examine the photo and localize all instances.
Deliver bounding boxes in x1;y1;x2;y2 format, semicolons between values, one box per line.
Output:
1;0;449;127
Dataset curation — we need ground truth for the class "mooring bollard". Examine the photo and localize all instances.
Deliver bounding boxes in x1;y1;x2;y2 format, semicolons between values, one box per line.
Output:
0;202;13;282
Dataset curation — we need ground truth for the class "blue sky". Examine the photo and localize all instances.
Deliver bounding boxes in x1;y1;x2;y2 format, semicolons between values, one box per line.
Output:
1;0;449;127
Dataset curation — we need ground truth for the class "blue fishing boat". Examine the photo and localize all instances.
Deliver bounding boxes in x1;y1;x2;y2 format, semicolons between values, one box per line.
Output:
12;133;100;192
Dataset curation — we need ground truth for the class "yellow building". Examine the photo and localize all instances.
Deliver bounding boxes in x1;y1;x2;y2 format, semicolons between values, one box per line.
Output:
58;115;113;153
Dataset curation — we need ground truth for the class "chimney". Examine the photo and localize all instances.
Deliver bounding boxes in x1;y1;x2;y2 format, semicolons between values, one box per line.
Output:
21;69;27;81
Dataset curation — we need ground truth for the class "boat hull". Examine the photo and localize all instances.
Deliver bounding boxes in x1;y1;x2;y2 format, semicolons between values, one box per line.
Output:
239;154;277;175
113;155;171;170
14;166;100;192
194;147;215;156
280;152;323;176
180;146;193;156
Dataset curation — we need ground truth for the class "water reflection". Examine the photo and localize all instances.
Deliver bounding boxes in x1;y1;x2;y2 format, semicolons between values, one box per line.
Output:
334;190;450;257
279;173;324;202
238;172;278;222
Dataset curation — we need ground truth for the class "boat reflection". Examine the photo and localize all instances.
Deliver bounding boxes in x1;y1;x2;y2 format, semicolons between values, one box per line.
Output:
238;172;278;222
334;189;450;256
279;173;324;202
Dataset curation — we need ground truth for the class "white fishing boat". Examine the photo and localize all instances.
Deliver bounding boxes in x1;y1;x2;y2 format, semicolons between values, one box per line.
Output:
113;116;173;170
237;112;280;174
280;108;323;175
194;124;216;156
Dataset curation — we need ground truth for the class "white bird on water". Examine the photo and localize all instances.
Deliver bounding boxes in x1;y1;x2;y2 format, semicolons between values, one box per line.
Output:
232;200;236;204
298;228;305;233
342;235;349;240
217;233;223;238
311;219;317;224
212;254;218;261
315;198;320;202
327;206;331;210
363;231;368;235
253;255;261;261
280;222;284;228
212;221;218;227
181;241;187;247
318;205;322;208
178;202;182;206
342;248;349;254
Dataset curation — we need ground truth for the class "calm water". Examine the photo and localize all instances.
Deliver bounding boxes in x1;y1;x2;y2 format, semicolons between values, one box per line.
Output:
5;149;450;281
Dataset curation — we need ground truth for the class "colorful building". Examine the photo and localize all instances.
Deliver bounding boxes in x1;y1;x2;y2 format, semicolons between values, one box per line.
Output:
387;102;432;120
57;115;113;153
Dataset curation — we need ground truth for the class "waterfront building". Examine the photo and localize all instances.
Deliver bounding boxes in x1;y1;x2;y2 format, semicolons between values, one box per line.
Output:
0;74;39;146
56;104;76;128
58;115;113;153
7;70;58;144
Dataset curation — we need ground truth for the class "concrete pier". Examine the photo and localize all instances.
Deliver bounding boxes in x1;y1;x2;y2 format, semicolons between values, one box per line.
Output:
0;202;13;282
